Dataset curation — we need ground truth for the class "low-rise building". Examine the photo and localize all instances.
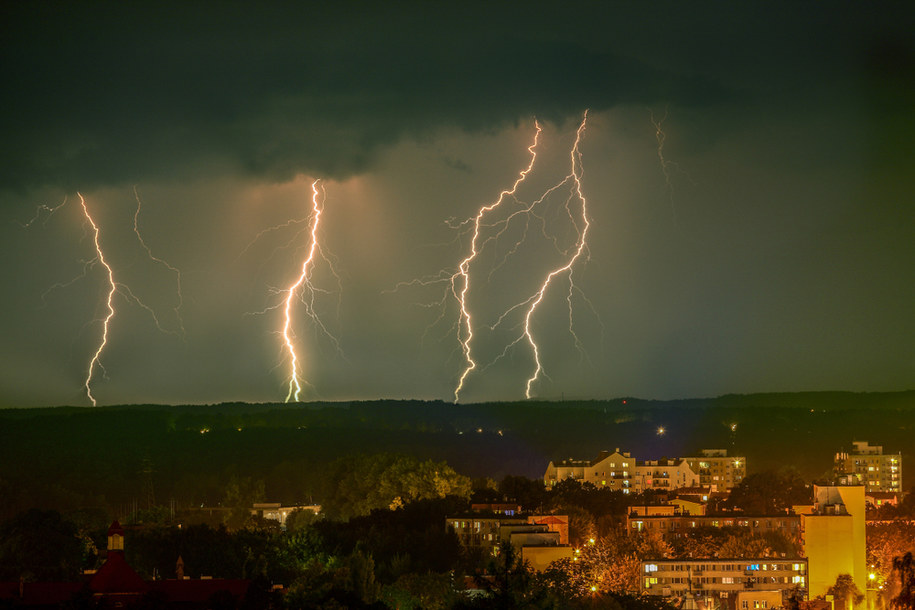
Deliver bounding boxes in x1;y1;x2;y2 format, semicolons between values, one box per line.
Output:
251;503;320;528
447;514;573;570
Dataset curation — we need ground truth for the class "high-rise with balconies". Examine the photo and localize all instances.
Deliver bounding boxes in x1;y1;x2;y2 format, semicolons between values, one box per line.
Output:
833;441;902;493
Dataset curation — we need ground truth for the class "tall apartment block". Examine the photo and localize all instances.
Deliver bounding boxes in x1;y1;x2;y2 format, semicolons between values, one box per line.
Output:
680;449;747;492
833;441;902;493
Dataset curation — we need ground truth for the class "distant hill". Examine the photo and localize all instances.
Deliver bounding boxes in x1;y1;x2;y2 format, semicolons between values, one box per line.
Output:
1;391;912;516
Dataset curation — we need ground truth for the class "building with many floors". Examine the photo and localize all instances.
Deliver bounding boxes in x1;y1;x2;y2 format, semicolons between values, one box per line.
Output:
544;449;703;493
834;441;902;494
447;513;573;571
544;449;636;492
627;513;801;541
680;450;747;492
640;558;808;610
795;485;866;601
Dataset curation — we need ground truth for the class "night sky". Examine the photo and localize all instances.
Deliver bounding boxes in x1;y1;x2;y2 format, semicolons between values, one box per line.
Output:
1;2;913;407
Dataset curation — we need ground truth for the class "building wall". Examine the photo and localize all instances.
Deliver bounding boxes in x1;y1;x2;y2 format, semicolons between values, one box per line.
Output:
681;451;747;492
641;559;808;600
801;486;866;601
635;460;700;491
834;442;902;493
522;546;575;572
628;514;801;542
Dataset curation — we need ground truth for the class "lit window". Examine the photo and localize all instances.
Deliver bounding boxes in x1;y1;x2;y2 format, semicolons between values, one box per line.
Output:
646;564;658;572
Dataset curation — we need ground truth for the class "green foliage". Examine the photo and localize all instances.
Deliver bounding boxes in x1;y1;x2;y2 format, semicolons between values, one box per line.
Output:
283;551;384;608
380;572;458;609
223;475;266;530
726;469;811;515
0;509;87;581
319;453;470;521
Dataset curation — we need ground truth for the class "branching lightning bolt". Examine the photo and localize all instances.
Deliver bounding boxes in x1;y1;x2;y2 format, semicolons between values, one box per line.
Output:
23;191;187;405
486;111;591;398
452;123;543;402
650;107;695;229
272;179;341;403
391;110;598;402
18;196;68;228
520;112;590;397
78;192;116;407
133;187;186;338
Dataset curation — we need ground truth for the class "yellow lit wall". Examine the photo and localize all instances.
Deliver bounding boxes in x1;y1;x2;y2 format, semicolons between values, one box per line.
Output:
802;486;866;604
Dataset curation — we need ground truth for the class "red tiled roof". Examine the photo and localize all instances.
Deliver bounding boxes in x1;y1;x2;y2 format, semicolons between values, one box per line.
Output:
151;579;249;603
88;551;148;594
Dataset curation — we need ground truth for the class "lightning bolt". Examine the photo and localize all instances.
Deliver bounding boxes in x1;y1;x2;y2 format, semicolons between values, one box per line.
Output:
23;191;187;405
392;110;598;402
276;179;339;403
78;192;117;407
650;107;695;229
521;112;590;397
132;187;186;338
18;196;68;228
452;122;542;402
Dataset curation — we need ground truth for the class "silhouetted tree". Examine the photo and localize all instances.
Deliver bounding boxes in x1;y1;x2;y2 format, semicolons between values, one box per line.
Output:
827;573;865;610
0;509;86;581
726;469;810;515
892;552;915;610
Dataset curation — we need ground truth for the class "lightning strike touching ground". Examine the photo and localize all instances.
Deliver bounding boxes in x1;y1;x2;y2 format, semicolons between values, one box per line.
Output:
452;123;543;402
133;187;186;338
279;180;336;403
515;110;590;398
77;192;117;407
23;191;188;404
393;111;598;402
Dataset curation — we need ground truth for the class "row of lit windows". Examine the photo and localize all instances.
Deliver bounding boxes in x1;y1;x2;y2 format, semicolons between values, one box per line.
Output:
632;519;794;530
645;563;804;573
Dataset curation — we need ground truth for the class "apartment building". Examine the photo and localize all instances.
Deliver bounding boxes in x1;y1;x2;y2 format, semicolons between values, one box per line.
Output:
680;450;747;492
635;458;700;491
544;449;636;492
627;513;801;542
834;441;902;494
641;558;808;609
446;513;573;570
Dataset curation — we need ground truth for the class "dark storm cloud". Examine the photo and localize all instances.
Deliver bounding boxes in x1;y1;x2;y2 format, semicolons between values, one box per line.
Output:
8;1;908;191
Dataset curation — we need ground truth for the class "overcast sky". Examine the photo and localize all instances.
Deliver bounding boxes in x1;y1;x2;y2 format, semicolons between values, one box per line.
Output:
1;1;913;407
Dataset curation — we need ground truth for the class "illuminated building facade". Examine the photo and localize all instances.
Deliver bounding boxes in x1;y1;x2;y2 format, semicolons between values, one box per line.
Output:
544;449;636;492
833;441;902;494
680;450;747;492
627;514;801;542
797;485;866;601
640;559;808;609
635;458;700;491
446;514;573;571
544;449;743;494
